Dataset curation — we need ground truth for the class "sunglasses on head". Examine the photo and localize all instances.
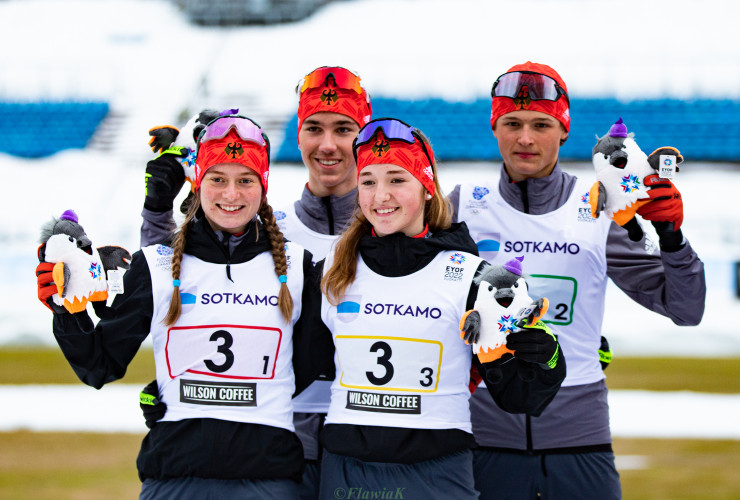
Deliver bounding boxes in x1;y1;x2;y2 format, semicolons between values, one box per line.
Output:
297;66;364;95
491;71;568;103
197;115;271;161
352;117;434;167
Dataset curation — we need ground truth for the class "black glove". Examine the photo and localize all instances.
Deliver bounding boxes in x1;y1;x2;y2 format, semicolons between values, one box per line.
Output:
144;149;188;213
148;126;180;154
191;109;221;143
599;335;613;370
140;380;167;429
506;321;560;369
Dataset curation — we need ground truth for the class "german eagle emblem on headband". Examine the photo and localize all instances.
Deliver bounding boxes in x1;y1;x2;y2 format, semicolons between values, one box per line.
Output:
224;142;244;159
372;138;390;157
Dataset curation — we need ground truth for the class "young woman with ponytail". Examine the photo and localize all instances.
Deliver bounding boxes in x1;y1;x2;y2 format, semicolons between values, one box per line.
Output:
316;118;566;500
39;114;333;499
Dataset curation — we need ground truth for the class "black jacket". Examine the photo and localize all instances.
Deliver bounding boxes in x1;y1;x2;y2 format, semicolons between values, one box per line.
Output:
319;223;566;463
52;214;333;482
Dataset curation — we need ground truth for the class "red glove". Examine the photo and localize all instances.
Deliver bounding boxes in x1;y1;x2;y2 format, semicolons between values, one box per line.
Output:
36;261;58;312
637;174;683;231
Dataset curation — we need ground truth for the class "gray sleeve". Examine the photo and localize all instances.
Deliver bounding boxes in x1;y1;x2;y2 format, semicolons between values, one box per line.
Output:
606;221;706;326
140;208;176;247
447;184;462;223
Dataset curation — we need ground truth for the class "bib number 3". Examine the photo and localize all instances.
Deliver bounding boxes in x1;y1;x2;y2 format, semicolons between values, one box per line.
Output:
336;336;442;391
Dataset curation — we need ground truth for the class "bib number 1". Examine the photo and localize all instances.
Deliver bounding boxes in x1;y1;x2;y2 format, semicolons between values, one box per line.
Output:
166;325;282;380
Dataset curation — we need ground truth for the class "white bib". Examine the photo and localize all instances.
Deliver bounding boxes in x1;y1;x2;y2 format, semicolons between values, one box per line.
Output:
321;248;482;432
458;178;611;386
274;204;340;412
275;205;339;261
143;242;305;431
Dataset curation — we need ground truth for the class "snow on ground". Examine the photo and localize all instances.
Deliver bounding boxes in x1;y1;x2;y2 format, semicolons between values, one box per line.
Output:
3;384;739;439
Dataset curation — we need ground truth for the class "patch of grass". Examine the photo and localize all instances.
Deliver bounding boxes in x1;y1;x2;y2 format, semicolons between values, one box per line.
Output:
606;357;740;394
0;347;154;385
0;431;143;499
0;432;738;499
615;438;740;499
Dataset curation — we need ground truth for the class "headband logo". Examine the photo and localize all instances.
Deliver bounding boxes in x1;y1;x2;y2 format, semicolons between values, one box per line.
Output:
224;142;244;159
321;89;338;105
372;138;390;157
423;165;434;181
513;87;532;110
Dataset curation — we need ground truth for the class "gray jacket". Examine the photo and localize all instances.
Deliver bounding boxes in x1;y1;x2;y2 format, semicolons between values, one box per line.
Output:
449;163;706;451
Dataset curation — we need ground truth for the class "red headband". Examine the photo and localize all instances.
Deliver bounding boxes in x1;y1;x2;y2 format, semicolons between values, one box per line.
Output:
490;61;570;132
194;130;270;193
297;87;372;140
355;131;435;196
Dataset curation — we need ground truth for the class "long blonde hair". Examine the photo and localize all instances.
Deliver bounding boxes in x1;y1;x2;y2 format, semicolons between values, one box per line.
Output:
164;195;293;325
321;131;451;305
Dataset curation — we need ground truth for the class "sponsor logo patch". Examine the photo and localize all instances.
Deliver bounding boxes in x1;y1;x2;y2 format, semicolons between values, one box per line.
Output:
346;390;421;414
180;379;257;406
578;191;597;223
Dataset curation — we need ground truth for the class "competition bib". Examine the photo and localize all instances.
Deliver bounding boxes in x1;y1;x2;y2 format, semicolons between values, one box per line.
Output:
166;323;282;380
335;335;442;392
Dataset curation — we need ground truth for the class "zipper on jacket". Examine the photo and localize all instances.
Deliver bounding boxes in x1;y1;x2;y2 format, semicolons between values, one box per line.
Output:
219;232;234;282
321;196;336;235
518;179;530;214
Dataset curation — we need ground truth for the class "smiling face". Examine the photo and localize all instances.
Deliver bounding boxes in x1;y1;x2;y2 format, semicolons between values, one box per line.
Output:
493;110;569;181
199;162;263;234
358;163;427;237
298;111;361;197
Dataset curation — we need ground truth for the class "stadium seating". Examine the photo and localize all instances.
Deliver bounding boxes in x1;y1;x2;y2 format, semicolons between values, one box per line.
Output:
4;98;739;162
0;101;109;158
177;0;331;25
275;97;740;163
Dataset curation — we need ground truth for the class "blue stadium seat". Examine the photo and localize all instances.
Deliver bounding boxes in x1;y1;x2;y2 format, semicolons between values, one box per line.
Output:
0;101;109;158
272;97;740;163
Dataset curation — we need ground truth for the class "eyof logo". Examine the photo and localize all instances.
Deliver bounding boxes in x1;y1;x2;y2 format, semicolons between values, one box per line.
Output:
620;174;641;194
449;252;466;265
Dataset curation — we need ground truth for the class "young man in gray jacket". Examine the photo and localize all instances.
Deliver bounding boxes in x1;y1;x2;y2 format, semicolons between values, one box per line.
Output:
448;61;706;499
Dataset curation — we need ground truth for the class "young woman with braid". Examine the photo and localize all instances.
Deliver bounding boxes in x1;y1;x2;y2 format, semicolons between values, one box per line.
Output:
35;114;334;499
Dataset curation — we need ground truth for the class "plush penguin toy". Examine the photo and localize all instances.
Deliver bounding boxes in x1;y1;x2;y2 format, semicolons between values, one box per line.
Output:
460;256;549;363
39;210;131;313
590;118;683;241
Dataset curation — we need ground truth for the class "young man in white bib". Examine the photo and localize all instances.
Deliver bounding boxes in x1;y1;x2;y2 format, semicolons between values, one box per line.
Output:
447;62;706;499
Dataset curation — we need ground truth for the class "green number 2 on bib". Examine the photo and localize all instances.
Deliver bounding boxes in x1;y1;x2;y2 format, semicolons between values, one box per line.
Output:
528;274;577;326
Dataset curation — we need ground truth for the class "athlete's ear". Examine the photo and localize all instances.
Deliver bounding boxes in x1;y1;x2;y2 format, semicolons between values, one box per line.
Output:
559;125;568;146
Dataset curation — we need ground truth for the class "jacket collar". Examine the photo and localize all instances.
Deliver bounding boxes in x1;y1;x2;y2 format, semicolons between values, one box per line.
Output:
498;162;575;215
358;222;479;277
